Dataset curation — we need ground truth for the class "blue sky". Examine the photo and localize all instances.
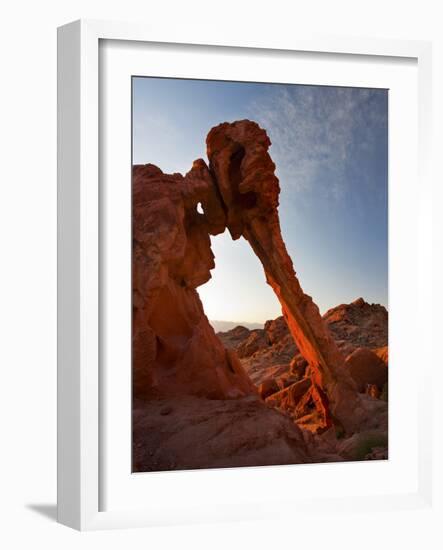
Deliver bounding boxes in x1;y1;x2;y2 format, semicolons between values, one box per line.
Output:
133;77;388;323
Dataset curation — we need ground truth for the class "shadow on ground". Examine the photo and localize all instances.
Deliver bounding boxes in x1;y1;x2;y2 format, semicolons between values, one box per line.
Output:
26;504;57;522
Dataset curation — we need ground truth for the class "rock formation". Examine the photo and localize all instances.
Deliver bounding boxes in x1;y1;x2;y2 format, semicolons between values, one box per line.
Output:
132;119;388;470
324;297;388;355
132;163;255;400
133;395;312;472
218;299;389;434
218;299;388;393
132;157;310;470
206;121;367;433
345;347;388;393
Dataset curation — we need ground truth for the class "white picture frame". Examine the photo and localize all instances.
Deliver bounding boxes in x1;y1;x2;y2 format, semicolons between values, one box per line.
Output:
57;19;434;531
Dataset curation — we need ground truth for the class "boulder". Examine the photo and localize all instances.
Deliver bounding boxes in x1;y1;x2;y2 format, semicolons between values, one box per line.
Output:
337;430;388;461
265;316;290;345
323;298;388;350
258;378;280;399
345;347;388;393
374;345;389;366
134;120;386;450
133;396;311;471
237;329;268;358
216;325;251;350
266;378;312;411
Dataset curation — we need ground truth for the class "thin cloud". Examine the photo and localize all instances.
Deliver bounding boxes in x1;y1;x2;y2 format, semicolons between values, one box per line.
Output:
248;85;387;201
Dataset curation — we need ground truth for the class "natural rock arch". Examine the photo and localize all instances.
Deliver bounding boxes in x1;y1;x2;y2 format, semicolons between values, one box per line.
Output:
133;120;369;435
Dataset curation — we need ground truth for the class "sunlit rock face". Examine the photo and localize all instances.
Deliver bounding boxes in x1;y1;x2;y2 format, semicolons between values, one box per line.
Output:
218;300;389;435
345;347;388;393
133;120;386;444
132;158;314;470
206;120;366;434
132;163;255;400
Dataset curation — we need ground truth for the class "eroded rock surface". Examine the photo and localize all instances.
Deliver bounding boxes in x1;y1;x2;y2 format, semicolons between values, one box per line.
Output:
219;299;389;435
207;121;368;433
345;347;388;393
218;299;388;394
133;396;312;472
324;298;388;355
132;159;311;470
132;162;255;401
133;120;388;470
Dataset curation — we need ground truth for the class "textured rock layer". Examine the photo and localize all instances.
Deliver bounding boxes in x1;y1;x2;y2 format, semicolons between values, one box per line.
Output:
218;299;388;435
206;121;365;433
132;120;388;471
132;163;255;400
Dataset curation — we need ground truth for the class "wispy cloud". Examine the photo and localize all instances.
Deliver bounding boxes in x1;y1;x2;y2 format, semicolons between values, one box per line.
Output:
248;85;387;201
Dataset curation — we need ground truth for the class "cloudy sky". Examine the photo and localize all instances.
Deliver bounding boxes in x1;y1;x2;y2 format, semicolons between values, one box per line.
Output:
133;77;388;324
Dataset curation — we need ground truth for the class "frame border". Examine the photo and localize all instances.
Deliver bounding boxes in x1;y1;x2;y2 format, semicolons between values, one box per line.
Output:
57;19;433;530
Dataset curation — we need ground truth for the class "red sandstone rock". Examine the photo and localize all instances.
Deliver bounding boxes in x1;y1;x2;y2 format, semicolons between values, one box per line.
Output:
293;383;333;433
237;330;269;358
337;429;388;461
345;347;388;393
290;356;308;379
266;378;312;411
365;446;388;460
217;325;251;351
258;378;280;399
265;378;331;434
247;363;292;387
217;304;389;434
207;120;364;433
218;300;388;382
132;163;255;400
277;372;302;390
265;316;289;345
133;120;388;470
365;384;381;399
374;345;389;366
324;298;388;351
132;396;311;471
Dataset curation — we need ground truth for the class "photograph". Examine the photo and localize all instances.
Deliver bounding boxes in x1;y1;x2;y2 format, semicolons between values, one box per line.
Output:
131;76;389;472
3;1;434;542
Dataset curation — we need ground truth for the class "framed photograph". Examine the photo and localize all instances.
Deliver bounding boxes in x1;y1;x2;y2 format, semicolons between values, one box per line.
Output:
57;19;433;530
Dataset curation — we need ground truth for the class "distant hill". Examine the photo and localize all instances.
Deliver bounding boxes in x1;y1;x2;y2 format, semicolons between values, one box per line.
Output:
209;320;263;332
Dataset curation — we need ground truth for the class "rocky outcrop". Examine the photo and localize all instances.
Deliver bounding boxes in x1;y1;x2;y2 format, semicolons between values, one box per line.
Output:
132;155;311;471
324;298;388;353
218;300;388;395
133;120;388;470
132;162;256;400
217;325;252;352
207;121;367;433
133;395;311;472
218;299;388;367
374;345;389;366
345;347;388;393
218;300;389;434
